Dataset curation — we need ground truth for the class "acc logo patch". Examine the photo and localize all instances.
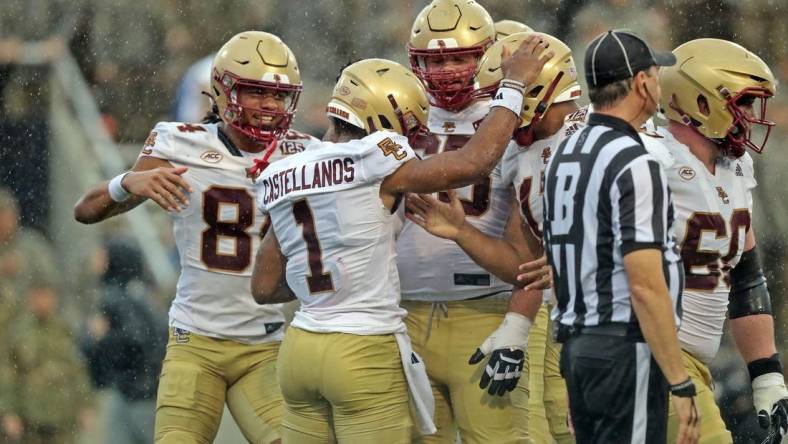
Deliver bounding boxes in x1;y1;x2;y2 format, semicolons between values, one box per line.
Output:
200;150;223;163
338;86;351;96
679;166;695;181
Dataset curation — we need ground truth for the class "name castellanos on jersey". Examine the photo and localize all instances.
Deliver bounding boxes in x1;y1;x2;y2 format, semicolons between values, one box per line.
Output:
260;157;356;205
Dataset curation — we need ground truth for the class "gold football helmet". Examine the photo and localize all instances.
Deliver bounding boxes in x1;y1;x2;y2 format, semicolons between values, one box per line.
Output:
211;31;302;144
327;59;429;143
475;32;580;144
408;0;495;110
660;38;777;157
494;20;533;40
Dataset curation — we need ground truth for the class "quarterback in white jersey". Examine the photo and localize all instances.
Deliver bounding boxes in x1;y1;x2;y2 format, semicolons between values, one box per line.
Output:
251;40;552;442
655;39;788;443
74;32;318;444
406;31;579;443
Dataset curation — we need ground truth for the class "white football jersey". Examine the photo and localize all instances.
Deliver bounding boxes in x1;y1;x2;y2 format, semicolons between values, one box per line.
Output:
651;127;756;363
397;100;515;302
140;121;320;343
257;130;416;335
501;106;593;305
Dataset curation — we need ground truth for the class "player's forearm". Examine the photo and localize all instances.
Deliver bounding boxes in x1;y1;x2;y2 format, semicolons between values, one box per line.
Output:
731;314;778;363
507;288;543;321
455;107;519;182
73;183;144;224
251;272;294;304
631;288;688;385
256;282;296;304
625;249;688;385
454;222;525;285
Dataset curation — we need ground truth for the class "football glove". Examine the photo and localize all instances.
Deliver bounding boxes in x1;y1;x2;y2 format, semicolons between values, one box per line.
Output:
752;372;788;443
468;312;532;396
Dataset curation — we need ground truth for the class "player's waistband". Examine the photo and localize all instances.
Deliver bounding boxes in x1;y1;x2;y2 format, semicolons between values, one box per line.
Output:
168;318;284;345
555;322;645;343
401;288;512;303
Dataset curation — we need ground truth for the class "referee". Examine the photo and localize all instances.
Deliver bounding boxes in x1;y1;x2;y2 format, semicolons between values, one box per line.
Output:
543;30;699;444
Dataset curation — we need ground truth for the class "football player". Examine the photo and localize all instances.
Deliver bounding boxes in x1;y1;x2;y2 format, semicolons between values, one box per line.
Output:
405;32;580;444
250;37;552;443
656;39;787;444
399;2;536;441
74;31;319;444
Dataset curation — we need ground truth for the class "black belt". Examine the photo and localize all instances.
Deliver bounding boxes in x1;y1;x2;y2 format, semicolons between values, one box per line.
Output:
555;322;645;343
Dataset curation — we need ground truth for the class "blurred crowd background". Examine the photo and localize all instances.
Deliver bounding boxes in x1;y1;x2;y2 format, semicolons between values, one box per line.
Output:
0;0;786;443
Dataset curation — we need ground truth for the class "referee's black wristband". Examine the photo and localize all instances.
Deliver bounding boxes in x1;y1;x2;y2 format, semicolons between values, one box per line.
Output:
669;378;697;398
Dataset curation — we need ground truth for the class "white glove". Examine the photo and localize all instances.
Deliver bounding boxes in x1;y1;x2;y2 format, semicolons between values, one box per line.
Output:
468;312;532;396
752;372;788;442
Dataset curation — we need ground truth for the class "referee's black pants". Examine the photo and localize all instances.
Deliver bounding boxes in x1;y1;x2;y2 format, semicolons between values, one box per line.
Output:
560;331;668;443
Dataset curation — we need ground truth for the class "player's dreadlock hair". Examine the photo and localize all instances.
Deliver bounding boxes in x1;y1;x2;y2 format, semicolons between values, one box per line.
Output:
335;58;363;83
202;103;222;124
329;116;367;139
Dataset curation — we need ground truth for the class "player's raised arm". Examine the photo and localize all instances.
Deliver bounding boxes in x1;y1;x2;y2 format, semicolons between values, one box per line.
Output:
74;128;192;224
383;34;554;195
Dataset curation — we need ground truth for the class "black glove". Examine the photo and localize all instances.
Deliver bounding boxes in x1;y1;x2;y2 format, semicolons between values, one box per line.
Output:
759;398;788;444
469;347;525;396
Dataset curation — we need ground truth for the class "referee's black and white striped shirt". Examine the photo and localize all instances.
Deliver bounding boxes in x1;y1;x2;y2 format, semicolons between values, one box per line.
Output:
543;113;683;330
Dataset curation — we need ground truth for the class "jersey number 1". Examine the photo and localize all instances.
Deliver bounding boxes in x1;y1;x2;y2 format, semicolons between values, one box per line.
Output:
293;199;334;294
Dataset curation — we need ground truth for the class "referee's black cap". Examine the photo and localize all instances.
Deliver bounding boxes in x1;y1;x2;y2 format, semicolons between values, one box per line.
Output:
585;29;676;87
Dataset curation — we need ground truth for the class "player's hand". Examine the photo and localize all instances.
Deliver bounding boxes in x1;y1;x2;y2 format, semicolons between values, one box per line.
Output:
671;395;700;444
517;255;552;290
752;373;788;442
122;166;192;212
2;414;23;441
566;405;576;438
405;190;466;240
468;312;532;396
502;34;555;86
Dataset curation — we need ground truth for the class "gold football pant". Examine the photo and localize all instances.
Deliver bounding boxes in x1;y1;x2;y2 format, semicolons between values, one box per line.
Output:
667;350;733;443
277;326;412;443
402;299;529;444
521;304;573;444
155;328;283;444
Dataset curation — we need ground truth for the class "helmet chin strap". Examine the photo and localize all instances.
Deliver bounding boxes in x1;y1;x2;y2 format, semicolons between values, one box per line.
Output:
245;138;279;182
